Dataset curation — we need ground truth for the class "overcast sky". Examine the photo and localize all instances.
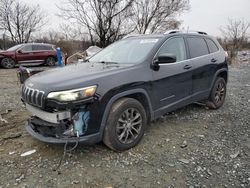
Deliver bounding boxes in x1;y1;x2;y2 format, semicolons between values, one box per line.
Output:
21;0;250;37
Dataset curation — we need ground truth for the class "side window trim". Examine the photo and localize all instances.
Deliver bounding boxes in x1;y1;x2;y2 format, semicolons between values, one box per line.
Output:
32;45;52;51
21;45;32;52
153;36;188;63
183;36;191;59
186;36;210;59
205;38;219;54
152;36;222;64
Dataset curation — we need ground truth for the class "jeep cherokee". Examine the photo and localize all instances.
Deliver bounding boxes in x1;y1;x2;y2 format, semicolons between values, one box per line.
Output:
21;31;228;151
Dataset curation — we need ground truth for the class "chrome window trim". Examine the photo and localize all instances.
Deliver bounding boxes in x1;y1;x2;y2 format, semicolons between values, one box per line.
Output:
19;44;53;53
18;50;53;53
205;38;220;53
152;36;221;66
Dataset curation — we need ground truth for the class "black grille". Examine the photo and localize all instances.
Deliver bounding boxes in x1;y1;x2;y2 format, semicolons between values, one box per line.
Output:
22;86;45;107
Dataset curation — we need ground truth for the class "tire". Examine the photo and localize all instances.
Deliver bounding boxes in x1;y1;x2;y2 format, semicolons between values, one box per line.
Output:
206;77;226;109
1;58;15;69
103;98;147;151
45;56;56;66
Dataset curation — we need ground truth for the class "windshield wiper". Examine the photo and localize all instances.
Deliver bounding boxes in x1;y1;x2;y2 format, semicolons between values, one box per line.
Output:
99;61;118;64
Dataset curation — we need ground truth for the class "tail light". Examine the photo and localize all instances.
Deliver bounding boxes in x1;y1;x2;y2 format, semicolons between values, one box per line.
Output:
225;51;229;61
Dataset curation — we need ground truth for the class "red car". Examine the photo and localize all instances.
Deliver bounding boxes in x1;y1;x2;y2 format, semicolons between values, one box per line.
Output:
0;43;57;68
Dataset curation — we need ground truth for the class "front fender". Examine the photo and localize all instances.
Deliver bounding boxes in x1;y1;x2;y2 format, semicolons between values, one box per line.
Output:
99;88;153;139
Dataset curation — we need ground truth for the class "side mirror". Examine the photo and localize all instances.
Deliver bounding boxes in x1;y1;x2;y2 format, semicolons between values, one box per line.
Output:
151;53;177;71
17;49;23;53
156;53;177;64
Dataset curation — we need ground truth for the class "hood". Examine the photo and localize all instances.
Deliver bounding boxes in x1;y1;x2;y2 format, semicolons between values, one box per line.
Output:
0;51;15;56
25;62;134;93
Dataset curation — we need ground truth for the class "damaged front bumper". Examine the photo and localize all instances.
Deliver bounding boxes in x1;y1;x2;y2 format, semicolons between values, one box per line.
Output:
26;104;71;124
25;121;101;144
25;103;102;144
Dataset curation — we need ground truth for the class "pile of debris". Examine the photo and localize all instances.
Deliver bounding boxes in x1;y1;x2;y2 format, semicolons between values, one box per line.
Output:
66;46;102;64
237;50;250;63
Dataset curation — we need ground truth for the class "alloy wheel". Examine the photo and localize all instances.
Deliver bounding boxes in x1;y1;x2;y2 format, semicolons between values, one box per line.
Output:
2;58;15;68
214;82;225;104
47;57;55;66
116;108;142;144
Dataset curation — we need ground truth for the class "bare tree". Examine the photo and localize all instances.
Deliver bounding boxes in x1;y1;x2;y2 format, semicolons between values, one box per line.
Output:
58;0;134;47
130;0;189;34
60;23;80;41
220;19;250;63
0;0;46;43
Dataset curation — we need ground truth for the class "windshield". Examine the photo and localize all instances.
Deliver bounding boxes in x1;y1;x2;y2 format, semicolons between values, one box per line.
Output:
89;38;160;64
6;44;23;51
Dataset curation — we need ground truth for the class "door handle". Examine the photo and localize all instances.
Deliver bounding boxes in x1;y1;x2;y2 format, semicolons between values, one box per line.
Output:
211;58;217;63
183;64;192;70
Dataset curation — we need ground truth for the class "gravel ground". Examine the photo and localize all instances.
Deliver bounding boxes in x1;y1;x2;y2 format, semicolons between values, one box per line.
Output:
0;63;249;188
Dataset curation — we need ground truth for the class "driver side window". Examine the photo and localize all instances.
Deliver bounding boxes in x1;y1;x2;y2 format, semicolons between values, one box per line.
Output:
158;37;187;62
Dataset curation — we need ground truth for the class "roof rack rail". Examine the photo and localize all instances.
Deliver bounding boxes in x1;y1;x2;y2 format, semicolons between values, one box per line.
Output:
122;34;144;39
164;30;208;35
164;30;181;34
188;30;207;35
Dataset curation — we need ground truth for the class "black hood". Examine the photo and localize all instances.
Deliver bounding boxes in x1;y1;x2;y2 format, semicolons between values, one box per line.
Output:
25;62;134;93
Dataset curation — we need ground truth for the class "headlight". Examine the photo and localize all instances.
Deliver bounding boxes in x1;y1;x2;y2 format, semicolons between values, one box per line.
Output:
47;85;97;102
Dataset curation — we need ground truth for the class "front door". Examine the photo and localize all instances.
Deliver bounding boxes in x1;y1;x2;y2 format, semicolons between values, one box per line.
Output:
16;45;34;63
152;37;192;114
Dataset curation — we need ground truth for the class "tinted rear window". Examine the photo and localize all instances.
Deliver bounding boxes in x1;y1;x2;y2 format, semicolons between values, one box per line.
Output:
32;45;41;51
187;37;209;58
206;39;219;53
33;45;53;51
42;45;53;50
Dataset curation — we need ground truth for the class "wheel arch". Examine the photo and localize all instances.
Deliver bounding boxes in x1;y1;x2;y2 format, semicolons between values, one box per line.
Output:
99;88;153;139
217;70;228;83
210;68;228;90
45;55;57;62
0;55;16;62
0;56;16;68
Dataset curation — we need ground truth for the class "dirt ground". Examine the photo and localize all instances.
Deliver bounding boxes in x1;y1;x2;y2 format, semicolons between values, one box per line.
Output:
0;63;249;188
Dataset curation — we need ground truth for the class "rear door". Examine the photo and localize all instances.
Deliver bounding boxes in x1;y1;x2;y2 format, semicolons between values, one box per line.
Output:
32;45;51;62
152;37;192;112
186;37;217;97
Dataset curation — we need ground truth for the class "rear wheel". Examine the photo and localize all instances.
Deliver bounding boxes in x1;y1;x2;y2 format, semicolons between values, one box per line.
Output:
45;56;56;66
1;58;15;69
103;98;147;151
206;77;226;109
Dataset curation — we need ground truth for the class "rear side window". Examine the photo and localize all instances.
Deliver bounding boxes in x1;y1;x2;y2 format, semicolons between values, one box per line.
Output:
187;37;209;58
206;39;219;53
21;45;32;52
158;37;187;62
32;45;42;51
41;45;53;50
32;45;53;51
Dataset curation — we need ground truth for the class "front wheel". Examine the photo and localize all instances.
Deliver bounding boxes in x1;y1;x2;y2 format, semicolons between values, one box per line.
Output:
206;77;226;109
103;98;147;151
1;58;15;69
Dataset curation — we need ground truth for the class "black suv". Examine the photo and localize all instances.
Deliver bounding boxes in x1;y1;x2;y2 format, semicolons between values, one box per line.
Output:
21;31;228;151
